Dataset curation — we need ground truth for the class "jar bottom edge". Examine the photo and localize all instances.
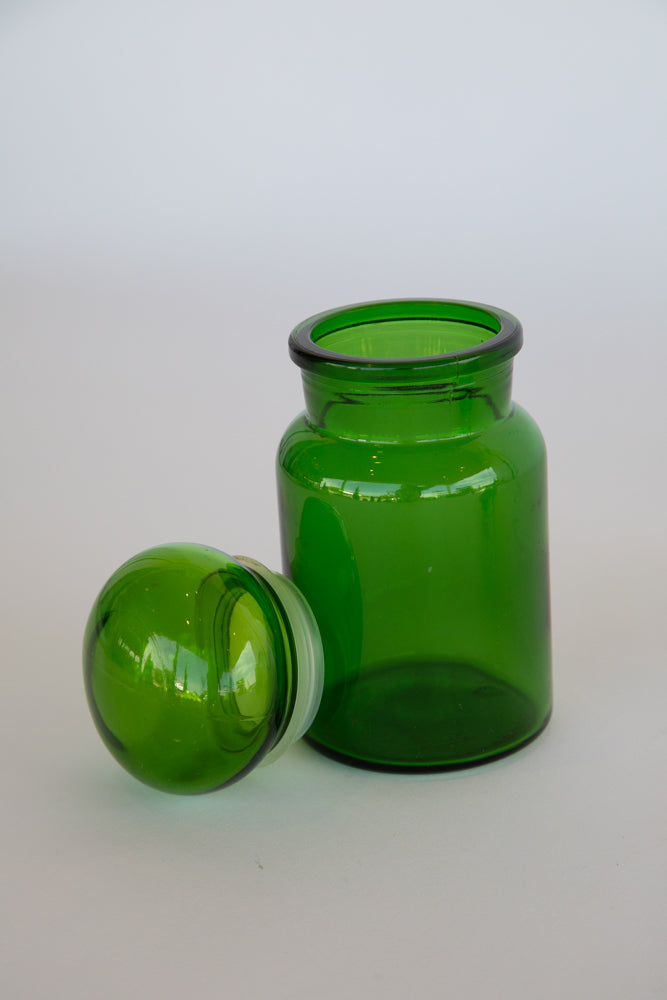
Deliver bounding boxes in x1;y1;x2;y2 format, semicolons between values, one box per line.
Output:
305;712;551;773
306;658;551;771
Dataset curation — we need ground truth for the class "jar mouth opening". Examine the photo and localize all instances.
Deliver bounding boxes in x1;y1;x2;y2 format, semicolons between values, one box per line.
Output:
289;299;522;380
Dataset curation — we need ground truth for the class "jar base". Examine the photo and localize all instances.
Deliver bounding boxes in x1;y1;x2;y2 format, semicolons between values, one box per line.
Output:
305;659;551;771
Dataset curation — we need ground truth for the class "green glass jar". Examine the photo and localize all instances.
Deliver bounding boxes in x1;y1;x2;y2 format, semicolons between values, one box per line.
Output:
277;300;551;770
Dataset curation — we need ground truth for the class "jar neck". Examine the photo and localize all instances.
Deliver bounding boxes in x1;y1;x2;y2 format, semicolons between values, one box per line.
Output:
288;299;523;443
301;361;514;442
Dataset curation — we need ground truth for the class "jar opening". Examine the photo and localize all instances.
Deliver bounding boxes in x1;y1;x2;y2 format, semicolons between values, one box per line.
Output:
289;300;522;381
314;317;498;359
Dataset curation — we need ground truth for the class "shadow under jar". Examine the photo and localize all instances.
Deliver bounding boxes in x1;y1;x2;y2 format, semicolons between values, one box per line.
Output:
277;300;552;770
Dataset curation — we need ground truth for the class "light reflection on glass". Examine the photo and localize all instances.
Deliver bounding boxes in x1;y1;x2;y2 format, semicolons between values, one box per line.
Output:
319;467;498;503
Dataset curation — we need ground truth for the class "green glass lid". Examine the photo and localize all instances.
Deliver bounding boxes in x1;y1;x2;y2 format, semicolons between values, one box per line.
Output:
83;543;323;794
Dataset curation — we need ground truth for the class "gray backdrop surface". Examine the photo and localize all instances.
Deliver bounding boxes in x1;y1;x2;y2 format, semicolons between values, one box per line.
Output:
1;2;665;997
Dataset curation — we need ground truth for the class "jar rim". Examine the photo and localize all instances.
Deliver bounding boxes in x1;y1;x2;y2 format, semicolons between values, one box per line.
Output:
289;299;523;381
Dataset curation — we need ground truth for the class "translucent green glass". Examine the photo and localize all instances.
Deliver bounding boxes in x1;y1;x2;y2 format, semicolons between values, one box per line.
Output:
83;544;323;793
277;300;552;770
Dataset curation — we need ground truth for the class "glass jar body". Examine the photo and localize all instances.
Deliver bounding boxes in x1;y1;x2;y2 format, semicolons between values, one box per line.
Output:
277;302;552;770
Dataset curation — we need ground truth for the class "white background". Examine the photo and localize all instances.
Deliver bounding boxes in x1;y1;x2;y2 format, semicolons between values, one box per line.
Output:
1;1;666;997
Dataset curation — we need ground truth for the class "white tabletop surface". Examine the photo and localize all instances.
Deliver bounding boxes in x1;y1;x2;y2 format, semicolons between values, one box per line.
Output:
2;2;665;998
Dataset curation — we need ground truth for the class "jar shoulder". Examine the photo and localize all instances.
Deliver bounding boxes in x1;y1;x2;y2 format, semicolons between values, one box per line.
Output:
278;404;546;489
